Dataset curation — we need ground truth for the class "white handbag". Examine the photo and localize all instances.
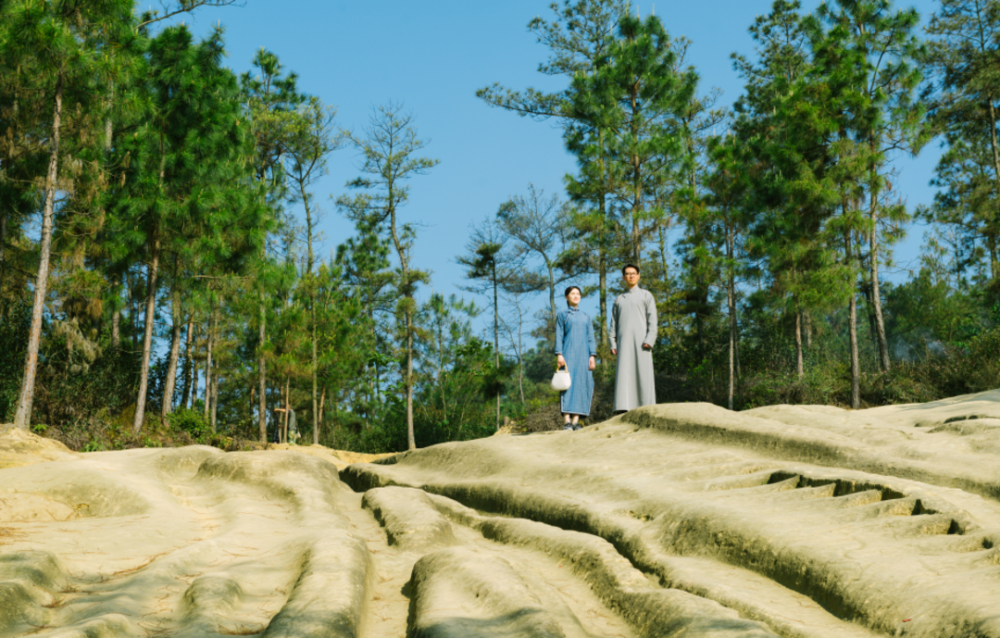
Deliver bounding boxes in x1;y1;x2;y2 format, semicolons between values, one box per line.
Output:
551;368;572;391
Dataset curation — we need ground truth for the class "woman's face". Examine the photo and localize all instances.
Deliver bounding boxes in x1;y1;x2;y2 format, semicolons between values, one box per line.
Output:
566;289;581;307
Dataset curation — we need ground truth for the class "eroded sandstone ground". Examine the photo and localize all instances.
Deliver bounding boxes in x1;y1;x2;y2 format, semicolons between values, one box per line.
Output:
5;390;1000;637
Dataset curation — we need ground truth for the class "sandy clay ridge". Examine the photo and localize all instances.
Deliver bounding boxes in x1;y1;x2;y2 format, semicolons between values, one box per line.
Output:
6;391;1000;637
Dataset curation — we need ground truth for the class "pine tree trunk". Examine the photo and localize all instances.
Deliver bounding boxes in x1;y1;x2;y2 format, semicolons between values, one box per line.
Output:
387;202;416;450
735;324;742;379
727;277;736;411
547;262;557;346
599;242;608;348
318;387;325;444
406;307;415;449
132;233;160;434
518;321;525;407
191;340;200;411
283;377;290;444
130;273;139;353
795;307;804;379
161;284;182;418
868;187;890;372
989;235;1000;281
111;278;121;351
980;89;1000;288
304;186;319;447
258;301;267;443
725;222;736;410
849;293;860;409
437;323;448;417
630;90;643;266
987;97;1000;203
210;367;219;434
210;307;219;433
13;71;63;430
596;179;610;350
0;212;7;287
493;269;500;431
658;219;673;336
312;317;319;446
204;314;214;422
181;318;194;409
846;232;860;409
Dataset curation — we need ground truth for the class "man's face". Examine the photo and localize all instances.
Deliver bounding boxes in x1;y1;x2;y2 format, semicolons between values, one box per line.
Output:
623;268;640;288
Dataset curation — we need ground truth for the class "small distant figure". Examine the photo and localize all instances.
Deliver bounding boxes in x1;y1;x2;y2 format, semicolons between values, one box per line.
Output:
555;286;597;431
610;264;657;413
287;408;300;444
272;406;301;444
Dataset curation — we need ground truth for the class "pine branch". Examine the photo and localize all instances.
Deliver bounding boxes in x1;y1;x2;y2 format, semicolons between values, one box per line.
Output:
137;0;243;28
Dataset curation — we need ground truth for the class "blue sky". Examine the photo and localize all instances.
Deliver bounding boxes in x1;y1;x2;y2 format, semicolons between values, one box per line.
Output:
176;0;942;333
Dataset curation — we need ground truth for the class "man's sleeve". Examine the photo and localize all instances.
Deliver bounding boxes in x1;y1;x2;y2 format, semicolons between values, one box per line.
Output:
609;300;618;350
644;292;658;346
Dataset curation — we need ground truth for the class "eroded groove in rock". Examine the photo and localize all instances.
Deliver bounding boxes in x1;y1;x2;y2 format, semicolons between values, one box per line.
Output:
407;547;592;638
362;486;456;549
11;391;1000;638
340;403;1000;638
0;446;372;638
358;485;640;637
423;492;778;638
261;533;369;638
424;493;875;638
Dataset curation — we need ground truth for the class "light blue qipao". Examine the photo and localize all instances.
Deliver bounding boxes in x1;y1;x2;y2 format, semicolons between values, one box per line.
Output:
555;307;597;416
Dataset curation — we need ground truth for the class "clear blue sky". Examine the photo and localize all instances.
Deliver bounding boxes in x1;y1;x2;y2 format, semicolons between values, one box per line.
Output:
176;0;942;332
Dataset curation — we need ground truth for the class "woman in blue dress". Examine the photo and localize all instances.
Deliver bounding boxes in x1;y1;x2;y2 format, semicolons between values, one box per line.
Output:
555;286;597;430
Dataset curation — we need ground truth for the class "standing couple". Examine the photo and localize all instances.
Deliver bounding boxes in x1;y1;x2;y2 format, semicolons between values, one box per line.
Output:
555;264;658;430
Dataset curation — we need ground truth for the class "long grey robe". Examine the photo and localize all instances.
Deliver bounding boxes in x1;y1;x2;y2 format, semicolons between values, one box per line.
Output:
610;286;658;412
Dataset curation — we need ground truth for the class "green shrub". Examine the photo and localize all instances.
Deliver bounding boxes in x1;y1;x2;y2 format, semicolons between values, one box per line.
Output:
166;409;211;442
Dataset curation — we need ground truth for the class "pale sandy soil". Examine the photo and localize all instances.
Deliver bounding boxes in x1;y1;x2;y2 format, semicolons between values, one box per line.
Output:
5;392;1000;637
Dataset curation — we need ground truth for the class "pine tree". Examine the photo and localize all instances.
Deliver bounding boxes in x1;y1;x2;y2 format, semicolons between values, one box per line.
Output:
734;0;839;378
4;0;138;429
573;13;698;265
478;0;629;347
703;133;750;410
284;96;342;445
335;213;395;425
241;49;303;443
924;0;1000;290
495;185;574;342
108;25;262;432
813;0;925;373
338;103;437;451
458;220;514;430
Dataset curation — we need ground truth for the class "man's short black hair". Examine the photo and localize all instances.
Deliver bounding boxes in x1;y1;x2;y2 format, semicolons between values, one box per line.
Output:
622;263;640;276
564;285;582;297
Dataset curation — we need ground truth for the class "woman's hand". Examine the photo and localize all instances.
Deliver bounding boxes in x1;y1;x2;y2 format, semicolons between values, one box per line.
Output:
588;356;596;371
557;354;567;368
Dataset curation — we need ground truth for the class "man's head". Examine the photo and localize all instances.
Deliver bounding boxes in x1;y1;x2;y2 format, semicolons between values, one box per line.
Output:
622;263;640;289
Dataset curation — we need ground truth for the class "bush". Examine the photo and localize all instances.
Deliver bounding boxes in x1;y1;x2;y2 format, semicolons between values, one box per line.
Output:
166;408;211;442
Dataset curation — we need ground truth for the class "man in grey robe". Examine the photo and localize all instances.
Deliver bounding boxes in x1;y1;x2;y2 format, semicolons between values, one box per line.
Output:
610;263;658;412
